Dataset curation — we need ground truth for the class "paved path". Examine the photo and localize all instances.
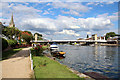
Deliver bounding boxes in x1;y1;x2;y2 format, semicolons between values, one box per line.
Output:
2;47;33;79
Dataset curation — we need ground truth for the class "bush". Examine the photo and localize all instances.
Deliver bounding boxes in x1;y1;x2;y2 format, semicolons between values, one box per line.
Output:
8;40;18;48
2;38;8;50
33;45;43;56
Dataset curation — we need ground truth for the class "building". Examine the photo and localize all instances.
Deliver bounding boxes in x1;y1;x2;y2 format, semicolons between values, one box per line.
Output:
97;36;106;40
9;13;15;27
92;34;97;40
85;38;92;40
77;38;84;40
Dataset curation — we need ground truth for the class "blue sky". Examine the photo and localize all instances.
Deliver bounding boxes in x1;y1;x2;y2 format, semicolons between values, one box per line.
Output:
0;2;119;40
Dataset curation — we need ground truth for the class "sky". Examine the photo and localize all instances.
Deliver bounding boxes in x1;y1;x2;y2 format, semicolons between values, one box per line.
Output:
0;1;119;40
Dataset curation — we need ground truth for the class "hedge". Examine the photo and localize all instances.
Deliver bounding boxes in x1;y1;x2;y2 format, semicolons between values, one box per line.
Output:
7;39;18;48
2;38;8;50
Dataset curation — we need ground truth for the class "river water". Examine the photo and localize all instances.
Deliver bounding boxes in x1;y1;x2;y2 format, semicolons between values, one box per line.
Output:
56;45;119;78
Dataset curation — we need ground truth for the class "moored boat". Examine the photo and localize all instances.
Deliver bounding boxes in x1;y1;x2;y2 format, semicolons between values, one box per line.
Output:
50;44;59;52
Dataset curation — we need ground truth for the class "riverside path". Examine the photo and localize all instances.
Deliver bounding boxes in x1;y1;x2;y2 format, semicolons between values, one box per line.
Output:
1;47;33;79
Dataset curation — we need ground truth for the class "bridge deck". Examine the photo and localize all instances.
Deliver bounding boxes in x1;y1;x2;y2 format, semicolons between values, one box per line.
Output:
31;40;117;43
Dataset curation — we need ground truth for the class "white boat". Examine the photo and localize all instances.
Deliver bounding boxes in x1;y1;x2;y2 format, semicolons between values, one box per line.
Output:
50;44;59;52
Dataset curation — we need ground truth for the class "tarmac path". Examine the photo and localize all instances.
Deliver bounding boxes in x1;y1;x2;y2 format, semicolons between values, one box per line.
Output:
1;47;33;79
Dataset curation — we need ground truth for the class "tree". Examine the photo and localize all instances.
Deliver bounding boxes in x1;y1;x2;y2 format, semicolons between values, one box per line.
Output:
2;26;21;39
87;34;89;38
34;33;42;37
34;33;43;40
21;31;33;44
105;32;116;40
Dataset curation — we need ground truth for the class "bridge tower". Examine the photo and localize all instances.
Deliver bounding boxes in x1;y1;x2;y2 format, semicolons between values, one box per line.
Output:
35;34;38;42
92;34;97;45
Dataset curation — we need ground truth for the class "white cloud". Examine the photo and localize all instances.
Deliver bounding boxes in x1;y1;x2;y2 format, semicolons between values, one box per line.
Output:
86;2;94;5
61;10;82;16
86;2;100;6
87;32;91;34
1;2;116;40
1;0;119;2
55;30;80;36
97;12;118;21
12;4;41;13
8;3;14;7
106;1;114;4
43;10;49;15
52;2;90;12
70;26;80;29
21;18;57;32
17;15;113;35
52;2;92;16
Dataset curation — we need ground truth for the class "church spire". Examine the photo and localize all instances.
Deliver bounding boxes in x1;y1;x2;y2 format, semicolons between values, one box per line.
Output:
9;13;15;27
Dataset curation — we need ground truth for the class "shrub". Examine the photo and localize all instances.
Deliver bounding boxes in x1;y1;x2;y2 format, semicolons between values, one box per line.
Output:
33;45;43;56
2;38;8;50
8;40;18;48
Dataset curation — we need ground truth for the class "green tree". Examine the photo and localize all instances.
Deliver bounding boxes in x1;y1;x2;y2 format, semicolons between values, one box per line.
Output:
2;27;21;39
105;32;116;40
87;34;89;38
34;33;43;40
21;31;33;44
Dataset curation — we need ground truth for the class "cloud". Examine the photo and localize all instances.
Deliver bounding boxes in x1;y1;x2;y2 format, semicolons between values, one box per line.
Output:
8;3;14;7
1;0;119;2
86;2;114;7
51;2;92;16
43;10;49;15
1;3;42;25
21;18;57;32
86;2;100;6
0;2;116;40
70;26;80;29
20;15;113;35
106;1;114;4
12;4;41;13
55;30;80;36
52;2;90;12
97;12;118;21
87;32;91;34
61;10;82;16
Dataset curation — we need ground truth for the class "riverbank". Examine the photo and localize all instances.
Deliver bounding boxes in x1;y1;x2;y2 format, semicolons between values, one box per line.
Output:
32;56;82;78
44;50;94;80
31;48;94;80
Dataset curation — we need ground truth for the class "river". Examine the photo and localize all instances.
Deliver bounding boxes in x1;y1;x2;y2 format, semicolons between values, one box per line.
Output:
56;45;119;78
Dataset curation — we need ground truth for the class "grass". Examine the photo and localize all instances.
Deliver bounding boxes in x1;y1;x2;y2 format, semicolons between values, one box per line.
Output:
32;56;84;79
42;45;49;50
2;48;23;60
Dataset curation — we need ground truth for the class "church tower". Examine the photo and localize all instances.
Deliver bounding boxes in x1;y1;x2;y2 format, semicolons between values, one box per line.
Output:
9;13;15;27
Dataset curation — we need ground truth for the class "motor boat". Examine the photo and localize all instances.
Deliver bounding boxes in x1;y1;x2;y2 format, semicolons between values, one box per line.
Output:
50;44;59;52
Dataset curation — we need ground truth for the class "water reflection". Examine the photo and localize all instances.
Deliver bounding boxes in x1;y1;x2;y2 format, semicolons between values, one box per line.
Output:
57;45;119;78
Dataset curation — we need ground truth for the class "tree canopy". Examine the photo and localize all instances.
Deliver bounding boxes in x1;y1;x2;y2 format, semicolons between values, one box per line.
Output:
21;31;33;44
2;26;21;39
34;33;43;40
87;34;89;38
34;33;42;37
105;32;116;40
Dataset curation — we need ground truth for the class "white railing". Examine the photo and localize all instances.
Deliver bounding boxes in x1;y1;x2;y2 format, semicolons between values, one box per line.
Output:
29;50;33;70
32;40;117;43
